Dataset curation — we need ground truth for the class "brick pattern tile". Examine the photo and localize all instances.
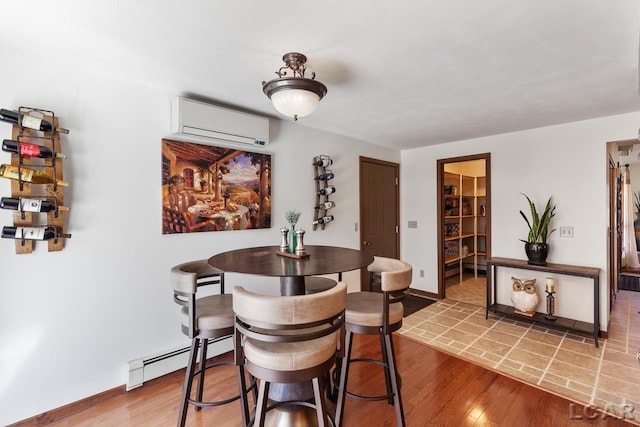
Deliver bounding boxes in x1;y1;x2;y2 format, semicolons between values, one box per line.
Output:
399;289;640;421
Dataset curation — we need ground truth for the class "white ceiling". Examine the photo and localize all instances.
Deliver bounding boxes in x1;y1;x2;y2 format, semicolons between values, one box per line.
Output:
2;0;639;150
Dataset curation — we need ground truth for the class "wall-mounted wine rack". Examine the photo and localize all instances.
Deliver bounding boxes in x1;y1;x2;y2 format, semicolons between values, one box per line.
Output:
312;155;335;230
1;107;70;254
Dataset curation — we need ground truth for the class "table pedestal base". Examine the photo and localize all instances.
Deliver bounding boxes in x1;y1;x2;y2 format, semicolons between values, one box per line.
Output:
280;276;305;296
263;398;336;427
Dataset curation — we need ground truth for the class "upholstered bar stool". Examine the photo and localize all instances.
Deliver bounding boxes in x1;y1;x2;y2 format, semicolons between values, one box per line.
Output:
233;282;347;427
335;257;412;427
171;260;251;427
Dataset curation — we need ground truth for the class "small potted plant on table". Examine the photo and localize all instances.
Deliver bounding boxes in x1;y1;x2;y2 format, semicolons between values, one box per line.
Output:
519;193;556;265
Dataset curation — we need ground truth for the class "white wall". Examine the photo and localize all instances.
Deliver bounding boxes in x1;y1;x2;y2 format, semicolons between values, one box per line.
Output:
0;56;399;425
3;25;639;427
401;111;640;330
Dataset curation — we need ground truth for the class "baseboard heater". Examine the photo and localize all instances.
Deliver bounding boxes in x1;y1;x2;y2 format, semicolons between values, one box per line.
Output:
127;336;232;391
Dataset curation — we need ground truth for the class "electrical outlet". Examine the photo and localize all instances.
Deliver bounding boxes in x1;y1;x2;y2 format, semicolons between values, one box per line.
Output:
408;220;418;229
420;269;425;277
559;226;574;237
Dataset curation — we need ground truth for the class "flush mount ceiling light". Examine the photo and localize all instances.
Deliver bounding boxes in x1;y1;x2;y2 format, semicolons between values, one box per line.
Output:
262;52;327;121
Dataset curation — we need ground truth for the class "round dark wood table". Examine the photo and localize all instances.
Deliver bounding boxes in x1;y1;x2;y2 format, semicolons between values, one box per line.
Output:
208;245;373;426
208;245;374;295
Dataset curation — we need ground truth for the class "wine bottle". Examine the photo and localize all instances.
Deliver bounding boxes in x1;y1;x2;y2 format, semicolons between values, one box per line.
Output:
1;225;71;240
312;215;334;225
0;197;69;212
315;201;336;210
314;171;334;181
317;186;336;196
313;157;333;167
0;164;69;187
2;139;67;159
0;109;69;134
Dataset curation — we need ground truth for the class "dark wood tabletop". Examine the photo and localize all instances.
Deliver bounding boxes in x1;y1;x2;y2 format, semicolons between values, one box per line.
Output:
209;244;373;409
208;245;373;277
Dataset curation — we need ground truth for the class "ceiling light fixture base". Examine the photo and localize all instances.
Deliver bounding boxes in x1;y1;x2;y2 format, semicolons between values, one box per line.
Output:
262;52;327;121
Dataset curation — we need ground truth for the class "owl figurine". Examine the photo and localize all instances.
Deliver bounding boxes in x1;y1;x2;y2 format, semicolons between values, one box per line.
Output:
510;277;539;314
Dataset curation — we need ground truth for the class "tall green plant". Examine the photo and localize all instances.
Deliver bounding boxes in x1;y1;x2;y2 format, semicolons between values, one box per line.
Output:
634;190;640;214
519;193;556;244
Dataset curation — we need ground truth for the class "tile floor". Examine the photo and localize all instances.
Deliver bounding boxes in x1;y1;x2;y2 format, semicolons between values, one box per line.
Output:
445;271;486;306
399;289;640;423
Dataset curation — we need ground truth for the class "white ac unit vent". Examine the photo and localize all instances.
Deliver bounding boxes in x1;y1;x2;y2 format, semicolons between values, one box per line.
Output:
171;97;269;147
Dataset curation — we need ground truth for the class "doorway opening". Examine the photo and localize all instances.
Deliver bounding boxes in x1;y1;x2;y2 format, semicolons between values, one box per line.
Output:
437;153;491;306
607;140;640;310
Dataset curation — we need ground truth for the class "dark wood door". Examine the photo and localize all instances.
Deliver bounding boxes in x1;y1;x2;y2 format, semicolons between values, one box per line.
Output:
359;157;400;288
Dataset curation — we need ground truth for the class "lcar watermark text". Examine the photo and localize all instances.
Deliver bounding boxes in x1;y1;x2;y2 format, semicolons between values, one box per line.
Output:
569;402;635;421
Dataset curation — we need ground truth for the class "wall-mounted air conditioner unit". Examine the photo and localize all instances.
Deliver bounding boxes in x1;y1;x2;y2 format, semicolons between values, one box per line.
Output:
171;97;270;147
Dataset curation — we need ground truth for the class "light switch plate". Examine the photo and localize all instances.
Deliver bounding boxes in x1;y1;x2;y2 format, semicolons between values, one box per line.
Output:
408;220;418;229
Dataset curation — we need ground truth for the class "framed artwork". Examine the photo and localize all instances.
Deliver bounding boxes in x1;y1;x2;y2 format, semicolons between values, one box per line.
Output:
161;138;271;234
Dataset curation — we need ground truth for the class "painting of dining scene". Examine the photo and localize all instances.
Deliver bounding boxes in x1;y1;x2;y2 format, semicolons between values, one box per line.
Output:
162;139;271;234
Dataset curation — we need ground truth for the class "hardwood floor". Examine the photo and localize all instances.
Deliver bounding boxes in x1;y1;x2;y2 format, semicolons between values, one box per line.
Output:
13;335;633;426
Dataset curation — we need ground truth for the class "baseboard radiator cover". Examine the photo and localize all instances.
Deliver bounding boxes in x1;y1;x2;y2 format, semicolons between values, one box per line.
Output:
127;336;232;391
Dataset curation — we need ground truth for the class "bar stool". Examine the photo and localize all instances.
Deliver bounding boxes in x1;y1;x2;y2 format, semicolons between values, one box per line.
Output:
171;260;252;427
233;282;347;427
334;257;412;427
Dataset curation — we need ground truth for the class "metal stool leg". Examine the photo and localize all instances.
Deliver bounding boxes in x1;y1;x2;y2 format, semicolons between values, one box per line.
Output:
195;338;208;411
254;380;270;426
178;339;200;427
313;375;329;427
384;334;406;427
334;331;353;427
379;333;394;405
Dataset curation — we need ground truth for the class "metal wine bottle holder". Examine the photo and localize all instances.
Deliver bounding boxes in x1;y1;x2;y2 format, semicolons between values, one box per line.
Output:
312;154;334;230
2;106;70;253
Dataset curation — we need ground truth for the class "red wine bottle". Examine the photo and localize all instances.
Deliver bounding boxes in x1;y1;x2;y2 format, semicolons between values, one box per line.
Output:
317;186;336;196
2;139;67;159
313;157;333;167
0;197;69;212
0;109;69;134
1;225;71;240
312;215;334;225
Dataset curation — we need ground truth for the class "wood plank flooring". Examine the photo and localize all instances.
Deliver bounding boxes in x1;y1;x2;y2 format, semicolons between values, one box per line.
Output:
13;334;634;426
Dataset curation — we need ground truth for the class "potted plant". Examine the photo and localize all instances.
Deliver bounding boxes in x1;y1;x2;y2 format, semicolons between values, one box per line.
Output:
519;193;556;265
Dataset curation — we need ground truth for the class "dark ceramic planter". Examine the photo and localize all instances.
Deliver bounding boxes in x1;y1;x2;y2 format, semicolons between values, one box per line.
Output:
525;242;548;265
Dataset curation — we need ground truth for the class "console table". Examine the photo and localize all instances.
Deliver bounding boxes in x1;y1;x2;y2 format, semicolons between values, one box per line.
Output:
486;257;601;347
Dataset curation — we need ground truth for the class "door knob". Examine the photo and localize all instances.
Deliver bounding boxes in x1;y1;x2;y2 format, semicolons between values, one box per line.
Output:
363;241;371;246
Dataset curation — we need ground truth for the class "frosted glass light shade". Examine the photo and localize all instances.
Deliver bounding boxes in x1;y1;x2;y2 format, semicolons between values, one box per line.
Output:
271;89;320;119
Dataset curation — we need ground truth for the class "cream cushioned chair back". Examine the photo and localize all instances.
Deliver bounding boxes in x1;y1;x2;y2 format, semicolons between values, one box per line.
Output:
233;282;347;325
171;260;221;294
367;256;412;292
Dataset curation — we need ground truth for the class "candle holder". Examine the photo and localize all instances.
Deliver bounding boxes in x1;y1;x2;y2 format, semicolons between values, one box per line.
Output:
545;290;557;320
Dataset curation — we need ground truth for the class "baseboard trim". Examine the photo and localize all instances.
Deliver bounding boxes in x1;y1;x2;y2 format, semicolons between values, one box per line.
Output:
8;385;126;427
127;337;232;391
410;288;439;300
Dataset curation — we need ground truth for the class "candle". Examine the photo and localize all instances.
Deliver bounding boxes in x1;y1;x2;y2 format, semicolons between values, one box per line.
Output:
545;278;555;293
